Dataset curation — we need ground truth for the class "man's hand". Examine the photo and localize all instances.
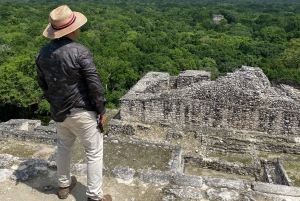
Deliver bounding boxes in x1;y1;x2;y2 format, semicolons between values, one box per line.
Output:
96;114;106;133
98;114;106;126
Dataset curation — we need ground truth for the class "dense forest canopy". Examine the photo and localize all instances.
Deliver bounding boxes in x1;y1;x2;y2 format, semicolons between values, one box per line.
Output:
1;0;300;122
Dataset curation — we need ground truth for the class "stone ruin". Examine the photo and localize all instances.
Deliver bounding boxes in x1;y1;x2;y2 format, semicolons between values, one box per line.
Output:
1;66;300;200
213;14;225;24
107;66;300;199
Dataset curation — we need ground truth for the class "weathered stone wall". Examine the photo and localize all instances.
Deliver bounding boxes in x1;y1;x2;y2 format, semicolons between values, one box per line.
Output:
0;119;41;132
1;119;300;199
108;119;300;155
119;66;300;136
0;119;183;173
108;66;300;189
275;159;292;186
184;155;260;177
261;159;292;186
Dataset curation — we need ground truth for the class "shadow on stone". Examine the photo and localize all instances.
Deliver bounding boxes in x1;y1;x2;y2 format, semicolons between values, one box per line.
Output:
7;156;87;200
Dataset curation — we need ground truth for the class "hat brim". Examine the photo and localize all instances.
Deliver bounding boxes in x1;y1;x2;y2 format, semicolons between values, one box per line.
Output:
43;12;87;39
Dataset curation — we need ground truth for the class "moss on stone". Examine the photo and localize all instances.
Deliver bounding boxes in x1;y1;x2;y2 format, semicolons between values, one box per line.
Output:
71;139;172;172
0;139;48;158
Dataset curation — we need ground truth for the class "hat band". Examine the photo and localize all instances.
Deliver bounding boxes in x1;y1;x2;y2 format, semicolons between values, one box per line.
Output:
51;13;76;30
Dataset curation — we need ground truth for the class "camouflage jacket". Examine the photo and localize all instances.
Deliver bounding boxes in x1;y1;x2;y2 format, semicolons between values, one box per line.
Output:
36;37;106;122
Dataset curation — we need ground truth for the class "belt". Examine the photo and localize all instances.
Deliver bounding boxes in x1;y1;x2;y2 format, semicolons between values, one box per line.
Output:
73;106;94;111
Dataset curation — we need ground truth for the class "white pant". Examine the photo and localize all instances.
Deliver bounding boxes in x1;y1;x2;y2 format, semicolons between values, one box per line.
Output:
56;110;103;200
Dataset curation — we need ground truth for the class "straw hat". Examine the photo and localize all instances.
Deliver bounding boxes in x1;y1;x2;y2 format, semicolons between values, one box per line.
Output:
43;5;87;39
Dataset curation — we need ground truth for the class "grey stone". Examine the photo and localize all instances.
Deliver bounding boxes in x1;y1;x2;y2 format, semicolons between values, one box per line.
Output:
173;174;203;187
0;129;56;144
275;159;292;186
107;119;136;136
0;119;29;131
26;158;48;169
252;182;300;197
0;154;14;168
43;185;54;192
34;125;56;135
48;161;57;169
137;170;171;184
240;192;257;201
169;147;183;173
117;67;300;150
161;195;176;201
0;119;40;132
71;164;87;176
241;196;251;201
48;120;56;127
137;124;151;130
0;169;14;181
111;139;119;143
48;148;57;162
205;177;246;190
250;191;296;201
207;188;240;201
166;129;183;140
111;166;135;181
163;185;203;199
11;169;39;181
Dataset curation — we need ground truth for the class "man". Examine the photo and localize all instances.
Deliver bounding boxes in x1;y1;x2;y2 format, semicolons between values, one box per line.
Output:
36;5;112;201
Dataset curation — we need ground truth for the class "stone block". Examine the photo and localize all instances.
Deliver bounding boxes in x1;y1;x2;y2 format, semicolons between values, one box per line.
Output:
0;154;15;168
71;164;87;176
173;174;203;187
111;166;135;181
11;169;39;181
163;185;203;199
137;170;171;184
207;188;239;201
205;177;246;190
0;169;14;181
251;182;300;197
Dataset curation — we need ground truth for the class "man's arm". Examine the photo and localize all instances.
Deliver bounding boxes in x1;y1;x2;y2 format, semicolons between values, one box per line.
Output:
36;58;51;103
78;48;106;116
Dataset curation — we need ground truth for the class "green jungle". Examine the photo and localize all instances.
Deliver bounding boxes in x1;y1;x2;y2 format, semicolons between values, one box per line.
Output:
1;0;300;122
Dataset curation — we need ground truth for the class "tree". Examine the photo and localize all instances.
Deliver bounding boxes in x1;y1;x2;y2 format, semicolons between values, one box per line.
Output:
281;38;300;69
259;26;287;44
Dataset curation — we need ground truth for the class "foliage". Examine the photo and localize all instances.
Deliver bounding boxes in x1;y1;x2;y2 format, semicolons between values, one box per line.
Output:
1;0;300;121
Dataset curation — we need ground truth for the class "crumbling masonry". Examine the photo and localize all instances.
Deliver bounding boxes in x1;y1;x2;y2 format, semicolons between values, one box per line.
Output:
108;66;300;190
1;66;300;200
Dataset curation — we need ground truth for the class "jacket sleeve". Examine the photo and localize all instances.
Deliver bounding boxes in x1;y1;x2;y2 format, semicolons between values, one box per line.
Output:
78;48;106;115
36;55;51;103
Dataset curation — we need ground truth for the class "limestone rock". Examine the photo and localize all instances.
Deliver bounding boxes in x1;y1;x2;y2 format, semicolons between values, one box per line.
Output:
173;174;203;187
111;166;135;181
71;164;87;176
163;185;203;199
207;188;240;201
0;154;15;168
11;169;39;181
137;170;171;184
0;169;14;181
205;177;246;190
